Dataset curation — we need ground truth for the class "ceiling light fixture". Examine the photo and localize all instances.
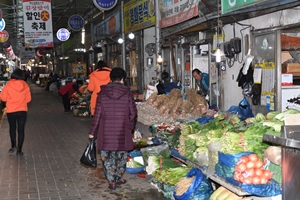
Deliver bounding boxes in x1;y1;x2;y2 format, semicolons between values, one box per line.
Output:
157;54;163;63
118;38;124;44
129;32;135;39
212;0;224;63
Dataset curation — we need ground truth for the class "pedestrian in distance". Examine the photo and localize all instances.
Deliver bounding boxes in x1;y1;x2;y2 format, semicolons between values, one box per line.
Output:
87;60;111;117
0;68;32;156
88;67;137;190
58;80;83;112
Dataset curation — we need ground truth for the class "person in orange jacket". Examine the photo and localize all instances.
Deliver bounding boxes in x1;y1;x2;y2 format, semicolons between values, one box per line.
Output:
0;68;31;156
88;60;111;116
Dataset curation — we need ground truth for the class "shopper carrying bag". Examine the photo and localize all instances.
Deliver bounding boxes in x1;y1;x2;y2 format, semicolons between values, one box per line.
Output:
80;138;97;168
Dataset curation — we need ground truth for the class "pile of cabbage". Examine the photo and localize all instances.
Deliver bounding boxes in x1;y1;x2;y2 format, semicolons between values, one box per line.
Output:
177;109;300;162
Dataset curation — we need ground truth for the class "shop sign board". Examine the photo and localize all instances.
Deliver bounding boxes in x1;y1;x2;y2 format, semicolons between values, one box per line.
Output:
56;28;70;41
22;0;53;48
124;0;155;34
72;63;87;74
0;30;9;43
222;0;268;14
94;12;120;41
68;14;84;31
93;0;118;11
0;18;5;31
158;0;198;28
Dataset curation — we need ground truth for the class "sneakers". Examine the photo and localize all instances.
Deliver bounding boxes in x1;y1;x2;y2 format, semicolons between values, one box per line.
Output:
16;151;24;156
64;109;72;112
116;179;127;185
8;147;17;153
108;183;116;190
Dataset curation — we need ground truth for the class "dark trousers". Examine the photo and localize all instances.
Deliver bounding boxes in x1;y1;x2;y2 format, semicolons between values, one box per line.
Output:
62;93;70;111
7;111;27;149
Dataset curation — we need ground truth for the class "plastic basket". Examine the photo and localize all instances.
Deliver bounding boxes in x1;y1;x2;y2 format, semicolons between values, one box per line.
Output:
126;167;144;174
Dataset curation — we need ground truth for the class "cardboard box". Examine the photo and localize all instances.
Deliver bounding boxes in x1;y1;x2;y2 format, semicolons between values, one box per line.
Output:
282;73;293;86
282;63;300;73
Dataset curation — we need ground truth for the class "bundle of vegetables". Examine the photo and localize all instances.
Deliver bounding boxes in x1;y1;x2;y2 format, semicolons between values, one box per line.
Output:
210;186;242;200
126;158;144;168
152;167;190;185
174;176;195;196
234;154;272;184
220;132;247;154
145;156;181;175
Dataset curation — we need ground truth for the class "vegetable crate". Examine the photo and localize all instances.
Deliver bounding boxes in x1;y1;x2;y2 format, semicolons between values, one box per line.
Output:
263;125;300;200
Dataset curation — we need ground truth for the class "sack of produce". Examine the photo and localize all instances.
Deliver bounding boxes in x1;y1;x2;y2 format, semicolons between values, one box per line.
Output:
221;153;282;197
215;151;252;178
173;168;213;200
140;143;170;166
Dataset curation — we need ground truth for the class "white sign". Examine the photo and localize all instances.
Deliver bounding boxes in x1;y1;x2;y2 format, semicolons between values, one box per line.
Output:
23;0;53;48
0;18;5;31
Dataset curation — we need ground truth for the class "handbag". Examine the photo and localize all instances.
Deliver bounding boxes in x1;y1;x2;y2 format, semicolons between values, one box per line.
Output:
80;138;97;168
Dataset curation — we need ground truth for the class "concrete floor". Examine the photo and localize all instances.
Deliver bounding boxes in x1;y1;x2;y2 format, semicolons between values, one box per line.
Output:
0;81;166;200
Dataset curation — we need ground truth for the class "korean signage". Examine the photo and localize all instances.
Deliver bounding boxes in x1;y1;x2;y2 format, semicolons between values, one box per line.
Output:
22;0;53;48
72;63;87;74
158;0;198;28
222;0;268;14
124;0;155;34
0;18;5;31
68;14;84;31
56;28;70;41
94;12;120;41
93;0;118;10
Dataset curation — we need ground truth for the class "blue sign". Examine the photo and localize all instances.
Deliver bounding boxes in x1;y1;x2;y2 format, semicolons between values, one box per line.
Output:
56;28;70;41
0;18;5;31
93;0;118;11
68;14;84;31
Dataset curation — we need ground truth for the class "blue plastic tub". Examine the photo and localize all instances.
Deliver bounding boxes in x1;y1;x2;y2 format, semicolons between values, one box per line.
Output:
126;167;145;174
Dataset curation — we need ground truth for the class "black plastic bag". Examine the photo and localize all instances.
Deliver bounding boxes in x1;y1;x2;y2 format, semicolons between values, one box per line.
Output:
80;138;97;168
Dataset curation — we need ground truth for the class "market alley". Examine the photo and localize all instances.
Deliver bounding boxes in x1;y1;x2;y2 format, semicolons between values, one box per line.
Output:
0;82;166;200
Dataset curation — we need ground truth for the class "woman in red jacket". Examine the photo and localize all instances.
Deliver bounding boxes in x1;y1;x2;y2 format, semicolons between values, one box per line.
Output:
88;67;137;190
58;80;83;112
88;60;111;116
0;68;31;156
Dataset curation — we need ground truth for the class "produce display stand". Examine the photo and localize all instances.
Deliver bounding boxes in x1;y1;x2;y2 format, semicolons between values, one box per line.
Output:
170;150;250;196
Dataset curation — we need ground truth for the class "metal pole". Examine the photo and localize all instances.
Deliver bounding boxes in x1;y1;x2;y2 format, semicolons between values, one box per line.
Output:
121;1;126;69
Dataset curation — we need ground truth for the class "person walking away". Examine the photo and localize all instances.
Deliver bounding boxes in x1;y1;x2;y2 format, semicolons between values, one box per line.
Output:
192;68;209;97
88;60;111;116
0;68;31;156
88;67;137;190
58;80;83;112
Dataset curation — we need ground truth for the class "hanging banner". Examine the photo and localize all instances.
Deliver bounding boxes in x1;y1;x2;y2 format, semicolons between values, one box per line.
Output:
158;0;198;28
222;0;268;14
94;12;120;41
68;14;84;31
93;0;118;11
124;0;155;34
22;0;53;48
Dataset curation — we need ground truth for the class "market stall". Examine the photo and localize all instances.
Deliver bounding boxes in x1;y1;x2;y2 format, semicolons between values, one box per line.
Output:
130;104;300;199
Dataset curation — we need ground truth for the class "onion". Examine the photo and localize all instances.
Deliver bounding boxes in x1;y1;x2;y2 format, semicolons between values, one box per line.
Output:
248;154;259;162
262;170;272;180
255;160;264;169
235;163;247;172
252;176;261;184
255;168;264;177
246;161;255;169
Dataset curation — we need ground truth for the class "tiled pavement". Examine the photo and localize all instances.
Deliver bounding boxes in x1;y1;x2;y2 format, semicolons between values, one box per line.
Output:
0;82;166;200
